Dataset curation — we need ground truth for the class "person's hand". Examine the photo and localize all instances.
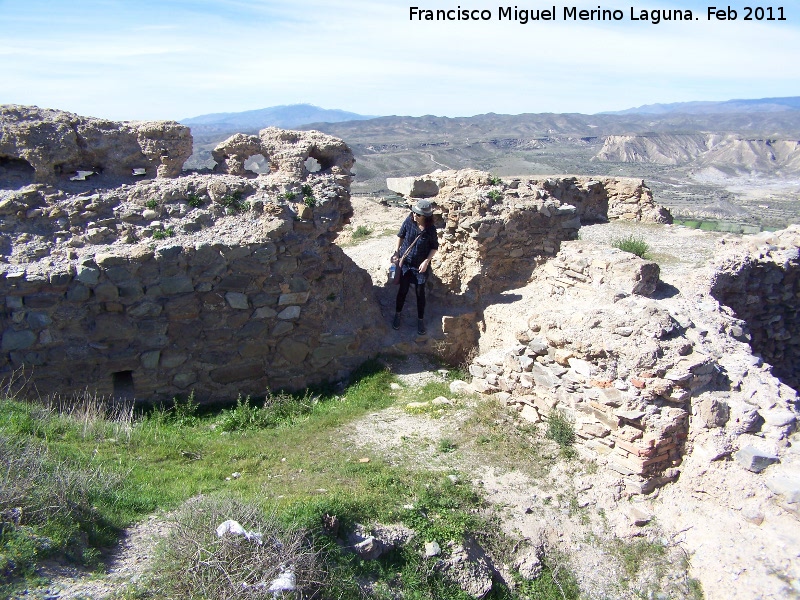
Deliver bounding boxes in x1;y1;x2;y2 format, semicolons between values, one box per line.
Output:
419;258;430;273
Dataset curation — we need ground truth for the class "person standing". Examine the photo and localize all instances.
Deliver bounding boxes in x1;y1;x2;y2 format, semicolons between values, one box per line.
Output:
392;199;439;335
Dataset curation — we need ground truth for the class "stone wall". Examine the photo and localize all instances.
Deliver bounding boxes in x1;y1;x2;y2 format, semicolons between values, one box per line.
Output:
0;105;192;183
387;170;671;301
463;239;798;489
709;225;800;389
1;112;385;403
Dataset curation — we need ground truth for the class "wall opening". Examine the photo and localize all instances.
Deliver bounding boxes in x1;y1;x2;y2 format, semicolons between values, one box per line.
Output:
304;156;322;173
0;156;35;189
112;370;136;400
244;154;270;175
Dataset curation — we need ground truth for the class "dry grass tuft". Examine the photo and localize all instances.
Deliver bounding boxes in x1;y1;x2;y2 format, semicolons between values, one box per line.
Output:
150;496;325;599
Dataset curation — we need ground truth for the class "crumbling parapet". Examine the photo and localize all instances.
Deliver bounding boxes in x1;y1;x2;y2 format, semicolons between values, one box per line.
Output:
463;235;798;490
391;169;669;299
212;134;262;177
708;225;800;390
0;113;382;402
211;128;356;183
0;105;192;183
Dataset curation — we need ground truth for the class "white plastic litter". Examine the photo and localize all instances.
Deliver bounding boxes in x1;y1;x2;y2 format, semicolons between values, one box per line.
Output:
215;519;263;544
267;569;296;593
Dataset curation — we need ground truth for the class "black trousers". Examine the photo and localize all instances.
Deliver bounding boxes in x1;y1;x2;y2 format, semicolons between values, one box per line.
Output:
395;269;426;319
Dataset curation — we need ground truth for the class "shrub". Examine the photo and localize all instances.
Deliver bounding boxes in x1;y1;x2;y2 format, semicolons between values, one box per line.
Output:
145;199;158;210
546;409;575;448
303;195;316;208
187;193;205;208
151;227;175;240
220;191;247;214
149;496;323;599
611;235;650;258
488;175;503;186
487;190;503;202
437;438;457;453
282;191;297;202
352;225;373;240
216;392;319;432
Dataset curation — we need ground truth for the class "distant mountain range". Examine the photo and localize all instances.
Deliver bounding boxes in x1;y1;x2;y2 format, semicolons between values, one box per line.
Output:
181;97;800;133
605;96;800;116
181;103;374;132
181;99;800;228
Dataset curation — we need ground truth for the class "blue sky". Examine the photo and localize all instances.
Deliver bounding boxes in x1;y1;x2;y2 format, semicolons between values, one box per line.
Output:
1;0;797;121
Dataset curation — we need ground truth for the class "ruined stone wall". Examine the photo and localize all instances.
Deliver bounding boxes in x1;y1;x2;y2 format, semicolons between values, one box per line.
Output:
532;176;673;224
387;170;671;301
0;105;192;183
709;226;800;389
464;240;798;489
1;112;385;402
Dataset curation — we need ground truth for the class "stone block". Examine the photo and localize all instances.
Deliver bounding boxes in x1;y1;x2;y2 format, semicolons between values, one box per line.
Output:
272;321;294;336
530;363;561;388
76;264;100;285
277;306;301;320
209;362;263;384
696;396;730;428
160;352;188;369
158;276;194;295
2;329;36;352
450;380;473;395
765;475;800;504
567;357;592;378
278;292;310;305
225;292;249;310
127;301;163;318
735;445;778;472
94;282;119;302
386;177;439;198
277;339;310;364
140;350;160;369
25;312;51;330
173;372;198;389
217;274;251;292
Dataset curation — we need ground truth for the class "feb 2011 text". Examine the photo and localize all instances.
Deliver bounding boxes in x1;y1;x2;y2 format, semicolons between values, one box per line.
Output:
408;6;788;24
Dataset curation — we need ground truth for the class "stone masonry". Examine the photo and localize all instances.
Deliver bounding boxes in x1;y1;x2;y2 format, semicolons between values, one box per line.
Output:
1;107;385;402
463;237;798;489
0;105;192;183
709;226;800;389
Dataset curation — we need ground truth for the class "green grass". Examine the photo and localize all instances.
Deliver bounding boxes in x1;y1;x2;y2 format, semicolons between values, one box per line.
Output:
151;227;175;240
487;190;503;202
3;361;577;597
352;225;373;240
610;235;650;258
186;193;205;208
2;362;640;598
219;191;247;214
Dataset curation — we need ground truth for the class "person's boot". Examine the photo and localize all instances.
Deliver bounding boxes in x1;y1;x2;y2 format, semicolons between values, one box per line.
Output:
392;313;401;330
417;318;426;335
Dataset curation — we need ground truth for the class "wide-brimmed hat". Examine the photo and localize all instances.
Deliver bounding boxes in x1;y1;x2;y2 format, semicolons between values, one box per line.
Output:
411;199;434;217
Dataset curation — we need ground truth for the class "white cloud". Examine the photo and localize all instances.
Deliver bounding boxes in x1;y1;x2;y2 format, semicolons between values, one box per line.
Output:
0;0;797;120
